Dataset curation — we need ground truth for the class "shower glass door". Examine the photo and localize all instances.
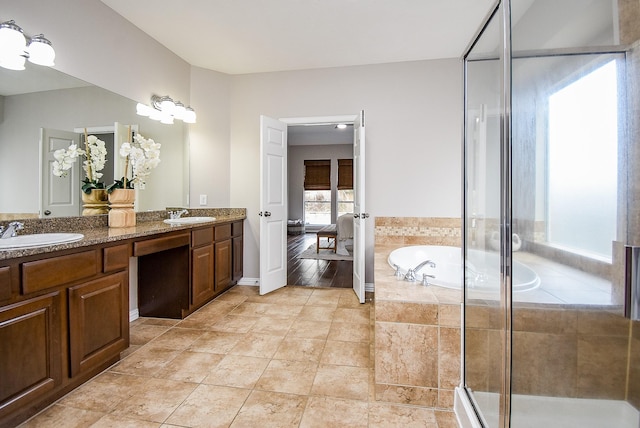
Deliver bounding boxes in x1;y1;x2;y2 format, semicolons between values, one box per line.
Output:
463;3;505;427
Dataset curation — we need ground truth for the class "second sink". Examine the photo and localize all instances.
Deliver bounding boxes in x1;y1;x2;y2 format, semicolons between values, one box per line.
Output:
163;216;216;225
0;233;85;250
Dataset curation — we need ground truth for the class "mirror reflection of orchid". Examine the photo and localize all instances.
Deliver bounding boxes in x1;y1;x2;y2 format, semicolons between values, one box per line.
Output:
51;129;107;194
107;127;161;192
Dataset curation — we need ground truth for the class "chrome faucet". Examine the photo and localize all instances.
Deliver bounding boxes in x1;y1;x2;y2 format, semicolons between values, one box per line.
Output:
168;209;189;219
404;260;436;282
0;221;24;239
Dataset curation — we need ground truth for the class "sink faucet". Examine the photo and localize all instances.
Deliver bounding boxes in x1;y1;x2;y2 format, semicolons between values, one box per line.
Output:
404;260;436;282
168;209;189;219
0;221;24;239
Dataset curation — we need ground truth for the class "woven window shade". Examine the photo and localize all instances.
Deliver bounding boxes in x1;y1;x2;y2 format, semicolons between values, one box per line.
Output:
304;160;331;190
337;159;353;190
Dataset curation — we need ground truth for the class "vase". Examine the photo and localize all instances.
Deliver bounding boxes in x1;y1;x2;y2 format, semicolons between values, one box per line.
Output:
81;189;108;216
108;189;136;227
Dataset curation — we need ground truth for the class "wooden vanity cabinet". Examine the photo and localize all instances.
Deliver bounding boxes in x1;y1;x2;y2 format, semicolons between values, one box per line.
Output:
214;224;232;294
0;243;130;427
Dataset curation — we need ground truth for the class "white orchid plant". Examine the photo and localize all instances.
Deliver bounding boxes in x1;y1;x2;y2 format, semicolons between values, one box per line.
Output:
108;131;161;192
52;130;107;194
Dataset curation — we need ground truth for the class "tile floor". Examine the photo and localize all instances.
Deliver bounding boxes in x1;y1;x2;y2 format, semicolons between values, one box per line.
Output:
20;285;458;427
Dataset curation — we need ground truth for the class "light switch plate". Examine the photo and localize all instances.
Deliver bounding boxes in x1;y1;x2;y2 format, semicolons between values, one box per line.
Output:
199;194;207;205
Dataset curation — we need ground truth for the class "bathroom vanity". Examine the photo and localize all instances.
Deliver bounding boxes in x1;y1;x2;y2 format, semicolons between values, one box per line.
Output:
0;209;245;426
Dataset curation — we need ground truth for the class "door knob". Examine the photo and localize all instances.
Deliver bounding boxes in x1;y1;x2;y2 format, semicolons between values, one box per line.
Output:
353;213;360;218
264;211;272;217
361;213;370;219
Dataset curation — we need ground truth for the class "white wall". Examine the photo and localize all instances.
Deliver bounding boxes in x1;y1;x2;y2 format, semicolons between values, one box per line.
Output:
226;59;462;282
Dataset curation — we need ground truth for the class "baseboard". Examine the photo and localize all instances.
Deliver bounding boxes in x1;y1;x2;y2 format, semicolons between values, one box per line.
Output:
129;309;139;322
237;277;259;286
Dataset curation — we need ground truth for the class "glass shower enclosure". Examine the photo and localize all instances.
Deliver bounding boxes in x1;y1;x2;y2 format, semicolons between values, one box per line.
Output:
458;0;640;427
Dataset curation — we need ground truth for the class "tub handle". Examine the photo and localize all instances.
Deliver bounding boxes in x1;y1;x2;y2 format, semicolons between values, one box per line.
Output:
422;273;436;286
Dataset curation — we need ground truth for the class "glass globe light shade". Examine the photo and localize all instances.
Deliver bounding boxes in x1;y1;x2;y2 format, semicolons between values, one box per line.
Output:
183;107;197;124
27;34;55;66
0;54;25;70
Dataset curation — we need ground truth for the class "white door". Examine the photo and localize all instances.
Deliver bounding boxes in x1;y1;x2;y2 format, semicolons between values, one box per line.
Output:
352;111;366;303
41;128;81;218
259;115;288;295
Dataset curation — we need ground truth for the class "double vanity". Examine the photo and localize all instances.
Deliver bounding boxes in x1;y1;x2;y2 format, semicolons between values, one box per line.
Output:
0;208;245;427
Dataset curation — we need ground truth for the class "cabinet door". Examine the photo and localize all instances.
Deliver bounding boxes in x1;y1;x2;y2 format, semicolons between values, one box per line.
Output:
192;244;215;308
232;235;243;285
0;292;62;418
215;239;232;293
68;271;128;377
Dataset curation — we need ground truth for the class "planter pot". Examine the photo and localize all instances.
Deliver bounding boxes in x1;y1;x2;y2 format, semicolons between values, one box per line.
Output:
108;189;136;227
81;189;108;216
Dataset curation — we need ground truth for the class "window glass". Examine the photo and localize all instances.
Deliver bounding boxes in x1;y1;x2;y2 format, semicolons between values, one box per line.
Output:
304;190;331;225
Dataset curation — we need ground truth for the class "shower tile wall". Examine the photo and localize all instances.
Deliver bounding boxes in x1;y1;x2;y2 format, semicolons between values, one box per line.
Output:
373;217;461;410
466;304;635;402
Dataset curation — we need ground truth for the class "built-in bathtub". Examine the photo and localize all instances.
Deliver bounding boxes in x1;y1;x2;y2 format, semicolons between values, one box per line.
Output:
387;245;541;292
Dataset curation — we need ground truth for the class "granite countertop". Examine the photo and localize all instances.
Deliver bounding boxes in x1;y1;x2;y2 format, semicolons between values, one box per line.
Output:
0;208;246;261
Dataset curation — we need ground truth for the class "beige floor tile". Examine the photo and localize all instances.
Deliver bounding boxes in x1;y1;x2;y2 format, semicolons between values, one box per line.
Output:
120;344;141;358
299;396;369;428
209;314;259;333
188;330;245;354
306;293;341;307
110;345;182;376
368;402;438;427
176;311;226;330
250;315;295;337
338;293;365;308
149;327;206;350
91;414;162;427
333;307;371;324
297;305;337;321
57;372;146;412
320;340;370;367
255;359;318;395
229;332;284;358
20;405;105;427
287;319;332;339
311;364;370;400
230;390;307;428
328;321;371;342
154;350;225;383
109;378;197;423
165;384;251;427
273;337;326;362
130;324;171;345
141;317;181;327
202;354;270;388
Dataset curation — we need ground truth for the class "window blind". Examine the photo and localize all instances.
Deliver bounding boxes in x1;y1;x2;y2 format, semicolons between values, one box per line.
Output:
304;159;331;190
337;158;353;190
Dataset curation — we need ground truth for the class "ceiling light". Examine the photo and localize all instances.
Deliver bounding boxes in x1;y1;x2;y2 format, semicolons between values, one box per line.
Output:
335;123;347;129
27;34;55;66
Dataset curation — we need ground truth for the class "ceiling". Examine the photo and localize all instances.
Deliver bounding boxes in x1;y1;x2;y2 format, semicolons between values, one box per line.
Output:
100;0;495;75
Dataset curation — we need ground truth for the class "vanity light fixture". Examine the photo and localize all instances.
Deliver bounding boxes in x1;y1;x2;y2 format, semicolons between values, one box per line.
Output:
0;20;55;70
136;95;196;124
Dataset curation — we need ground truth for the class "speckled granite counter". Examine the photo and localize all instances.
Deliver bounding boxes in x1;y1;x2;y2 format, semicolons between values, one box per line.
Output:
0;208;246;261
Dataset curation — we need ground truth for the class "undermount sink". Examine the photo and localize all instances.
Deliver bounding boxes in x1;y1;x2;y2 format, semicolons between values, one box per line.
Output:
163;216;216;225
0;233;85;250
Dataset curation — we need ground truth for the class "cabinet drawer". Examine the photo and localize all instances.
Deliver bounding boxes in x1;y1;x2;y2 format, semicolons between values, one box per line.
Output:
22;250;98;294
192;227;214;247
215;224;231;241
134;232;190;257
232;221;243;237
103;244;130;273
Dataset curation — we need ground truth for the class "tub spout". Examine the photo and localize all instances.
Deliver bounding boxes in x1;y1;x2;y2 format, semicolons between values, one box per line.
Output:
404;259;436;282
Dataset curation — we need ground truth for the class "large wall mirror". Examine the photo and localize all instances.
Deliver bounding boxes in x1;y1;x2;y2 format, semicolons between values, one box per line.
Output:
0;66;189;219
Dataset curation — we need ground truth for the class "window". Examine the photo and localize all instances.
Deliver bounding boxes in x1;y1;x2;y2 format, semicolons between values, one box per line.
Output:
338;189;354;217
547;59;618;259
304;190;331;225
304;160;331;225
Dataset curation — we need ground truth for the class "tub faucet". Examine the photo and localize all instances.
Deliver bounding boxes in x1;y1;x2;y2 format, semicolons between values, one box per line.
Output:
168;209;189;219
422;273;436;286
404;260;436;282
0;221;24;239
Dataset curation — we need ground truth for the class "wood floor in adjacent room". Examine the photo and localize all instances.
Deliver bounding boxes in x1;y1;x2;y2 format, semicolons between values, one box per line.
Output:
287;233;353;288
